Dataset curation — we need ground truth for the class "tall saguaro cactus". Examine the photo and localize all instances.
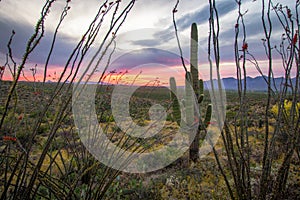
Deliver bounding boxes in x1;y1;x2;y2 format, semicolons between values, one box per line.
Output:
190;23;199;99
170;23;212;163
189;23;201;162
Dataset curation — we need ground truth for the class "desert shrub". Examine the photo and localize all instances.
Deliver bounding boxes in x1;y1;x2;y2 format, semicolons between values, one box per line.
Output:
271;100;300;119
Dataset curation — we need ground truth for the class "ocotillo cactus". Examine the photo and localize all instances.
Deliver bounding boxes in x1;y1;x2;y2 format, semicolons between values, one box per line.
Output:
169;22;212;163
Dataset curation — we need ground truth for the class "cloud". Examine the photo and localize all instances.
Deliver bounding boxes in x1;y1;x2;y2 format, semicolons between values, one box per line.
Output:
176;1;237;30
215;9;291;61
131;39;163;47
0;18;32;60
0;16;82;67
109;48;188;70
151;0;296;64
152;0;239;51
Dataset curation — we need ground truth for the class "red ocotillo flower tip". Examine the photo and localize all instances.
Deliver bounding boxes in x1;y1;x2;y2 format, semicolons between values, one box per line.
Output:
287;8;292;19
242;42;248;51
292;32;298;45
3;136;17;142
18;115;23;121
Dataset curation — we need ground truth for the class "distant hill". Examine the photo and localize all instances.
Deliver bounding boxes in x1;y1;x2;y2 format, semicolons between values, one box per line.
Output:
205;76;297;91
1;76;297;92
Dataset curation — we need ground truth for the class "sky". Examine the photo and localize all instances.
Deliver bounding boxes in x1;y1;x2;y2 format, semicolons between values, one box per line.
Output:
0;0;297;85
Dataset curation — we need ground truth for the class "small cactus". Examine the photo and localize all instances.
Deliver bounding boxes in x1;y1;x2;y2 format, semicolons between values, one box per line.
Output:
169;77;181;125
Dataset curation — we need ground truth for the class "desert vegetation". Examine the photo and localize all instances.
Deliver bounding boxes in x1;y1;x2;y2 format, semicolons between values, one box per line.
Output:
0;0;299;199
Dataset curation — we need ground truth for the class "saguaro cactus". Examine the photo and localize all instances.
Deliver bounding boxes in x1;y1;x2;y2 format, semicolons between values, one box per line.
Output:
170;23;212;163
190;23;199;99
169;77;181;125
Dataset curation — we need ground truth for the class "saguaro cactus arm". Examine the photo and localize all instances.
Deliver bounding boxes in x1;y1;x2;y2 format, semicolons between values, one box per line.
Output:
198;79;204;103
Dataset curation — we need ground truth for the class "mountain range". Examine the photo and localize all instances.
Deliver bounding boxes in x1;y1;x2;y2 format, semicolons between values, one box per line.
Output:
205;76;297;91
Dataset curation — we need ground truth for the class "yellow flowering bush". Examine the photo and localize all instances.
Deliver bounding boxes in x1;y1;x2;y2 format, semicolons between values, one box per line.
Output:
271;100;299;119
